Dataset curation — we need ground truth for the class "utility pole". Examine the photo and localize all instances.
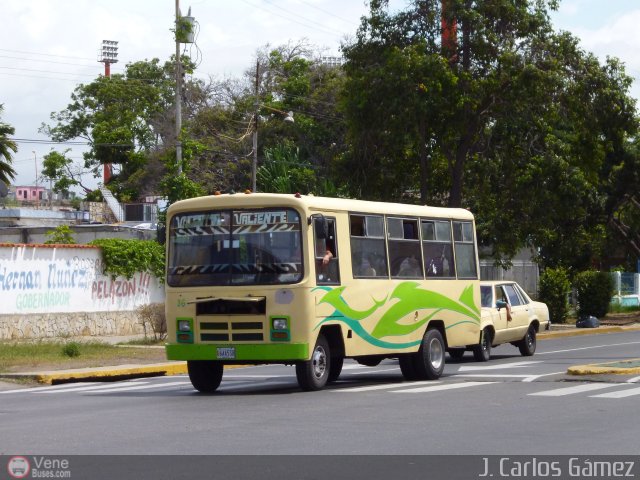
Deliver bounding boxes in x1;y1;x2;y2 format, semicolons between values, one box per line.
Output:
98;40;118;184
175;0;183;174
252;60;259;192
32;151;38;207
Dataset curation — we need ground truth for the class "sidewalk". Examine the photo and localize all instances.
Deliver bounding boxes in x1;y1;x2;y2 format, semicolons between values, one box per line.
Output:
1;324;639;387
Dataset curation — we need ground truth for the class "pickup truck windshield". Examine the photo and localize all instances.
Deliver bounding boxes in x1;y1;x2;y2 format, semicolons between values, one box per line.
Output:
167;208;303;286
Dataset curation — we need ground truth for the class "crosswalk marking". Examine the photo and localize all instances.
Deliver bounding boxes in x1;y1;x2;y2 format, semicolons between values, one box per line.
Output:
38;381;150;394
529;383;619;397
456;361;542;372
85;381;190;394
333;381;435;393
0;382;101;394
391;381;496;393
590;386;640;399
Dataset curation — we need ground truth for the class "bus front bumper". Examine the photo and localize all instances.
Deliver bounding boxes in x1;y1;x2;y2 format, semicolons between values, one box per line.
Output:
166;343;309;362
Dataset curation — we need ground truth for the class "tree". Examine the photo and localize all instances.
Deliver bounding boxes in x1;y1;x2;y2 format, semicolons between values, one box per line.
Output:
0;104;18;185
40;58;186;200
41;149;91;196
341;0;638;269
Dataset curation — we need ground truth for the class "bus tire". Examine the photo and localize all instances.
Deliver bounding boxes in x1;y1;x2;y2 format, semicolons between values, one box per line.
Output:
518;325;537;356
413;329;445;380
187;360;224;393
296;334;330;391
472;328;492;362
328;355;343;383
399;354;419;380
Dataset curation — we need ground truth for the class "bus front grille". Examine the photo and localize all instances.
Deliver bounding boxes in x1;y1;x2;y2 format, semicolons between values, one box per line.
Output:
199;319;264;342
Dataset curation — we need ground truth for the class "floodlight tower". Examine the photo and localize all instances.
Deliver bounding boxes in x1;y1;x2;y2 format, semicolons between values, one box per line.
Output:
98;40;119;184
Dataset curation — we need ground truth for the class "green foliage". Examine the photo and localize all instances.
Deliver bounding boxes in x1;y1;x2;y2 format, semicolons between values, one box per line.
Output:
41;149;81;195
574;270;614;319
62;342;81;358
538;267;571;324
89;238;165;282
0;104;18;185
44;225;77;245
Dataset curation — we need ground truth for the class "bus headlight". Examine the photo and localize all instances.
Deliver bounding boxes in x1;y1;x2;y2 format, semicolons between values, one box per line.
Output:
272;318;288;330
178;320;191;332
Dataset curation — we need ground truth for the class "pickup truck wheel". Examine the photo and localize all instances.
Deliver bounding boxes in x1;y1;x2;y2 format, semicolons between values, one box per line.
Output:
448;349;465;360
187;360;224;393
296;334;330;391
472;328;492;362
518;325;537;356
399;354;419;380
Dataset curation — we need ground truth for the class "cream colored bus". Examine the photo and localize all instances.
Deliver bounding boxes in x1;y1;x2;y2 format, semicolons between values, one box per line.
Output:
164;193;482;392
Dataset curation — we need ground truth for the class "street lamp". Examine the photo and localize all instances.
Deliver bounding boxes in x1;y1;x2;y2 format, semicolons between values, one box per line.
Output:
251;106;294;192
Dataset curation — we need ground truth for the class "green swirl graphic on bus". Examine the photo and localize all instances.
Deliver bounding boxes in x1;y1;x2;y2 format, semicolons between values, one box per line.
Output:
313;281;480;349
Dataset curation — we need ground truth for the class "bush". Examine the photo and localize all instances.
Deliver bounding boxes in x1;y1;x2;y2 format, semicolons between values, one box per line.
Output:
89;238;165;282
136;303;167;341
538;267;571;324
62;342;81;358
574;270;614;319
44;225;76;245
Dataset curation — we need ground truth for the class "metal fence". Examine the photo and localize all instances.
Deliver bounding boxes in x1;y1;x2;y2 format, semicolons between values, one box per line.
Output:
611;272;640;306
480;260;540;298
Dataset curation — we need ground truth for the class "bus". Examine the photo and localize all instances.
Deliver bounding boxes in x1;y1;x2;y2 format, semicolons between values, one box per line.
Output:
164;193;482;392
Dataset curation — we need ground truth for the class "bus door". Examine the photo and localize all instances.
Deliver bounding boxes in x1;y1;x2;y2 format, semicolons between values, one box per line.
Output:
314;217;340;285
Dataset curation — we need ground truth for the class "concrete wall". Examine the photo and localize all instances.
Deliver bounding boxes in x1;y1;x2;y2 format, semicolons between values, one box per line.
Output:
0;244;165;340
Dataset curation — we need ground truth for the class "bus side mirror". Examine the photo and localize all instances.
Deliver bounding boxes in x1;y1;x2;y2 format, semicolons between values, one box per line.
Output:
157;225;166;245
496;300;507;310
311;215;328;239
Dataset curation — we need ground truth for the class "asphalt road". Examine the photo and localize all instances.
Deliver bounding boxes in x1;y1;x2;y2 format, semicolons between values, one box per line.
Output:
1;331;639;456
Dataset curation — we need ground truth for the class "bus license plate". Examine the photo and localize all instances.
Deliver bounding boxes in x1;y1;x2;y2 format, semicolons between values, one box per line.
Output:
217;347;236;359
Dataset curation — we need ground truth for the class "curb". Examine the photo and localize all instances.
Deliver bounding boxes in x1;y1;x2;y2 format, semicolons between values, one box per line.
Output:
568;359;640;376
0;362;188;385
539;325;640;339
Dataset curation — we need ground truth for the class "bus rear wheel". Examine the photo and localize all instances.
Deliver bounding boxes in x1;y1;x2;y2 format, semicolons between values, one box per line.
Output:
296;334;330;391
187;360;224;393
413;329;445;380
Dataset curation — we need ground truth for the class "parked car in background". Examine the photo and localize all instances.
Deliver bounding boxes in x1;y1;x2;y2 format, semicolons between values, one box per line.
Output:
448;281;550;362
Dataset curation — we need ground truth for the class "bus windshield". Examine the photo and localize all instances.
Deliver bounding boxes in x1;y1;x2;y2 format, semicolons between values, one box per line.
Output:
167;208;303;287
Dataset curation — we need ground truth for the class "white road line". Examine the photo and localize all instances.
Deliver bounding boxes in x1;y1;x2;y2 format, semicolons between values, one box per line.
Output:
529;383;620;397
590;386;640;399
538;341;640;355
223;375;293;379
392;381;496;393
626;376;640;384
0;382;101;394
333;381;436;393
38;381;150;394
86;381;190;394
457;361;542;372
454;374;532;378
349;367;400;375
221;381;293;391
522;372;566;382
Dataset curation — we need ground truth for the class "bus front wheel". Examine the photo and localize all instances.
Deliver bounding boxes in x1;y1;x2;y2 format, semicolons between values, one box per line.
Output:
187;360;224;393
296;334;330;391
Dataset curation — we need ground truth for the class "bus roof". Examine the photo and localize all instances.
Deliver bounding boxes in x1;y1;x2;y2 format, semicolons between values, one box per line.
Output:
167;193;474;221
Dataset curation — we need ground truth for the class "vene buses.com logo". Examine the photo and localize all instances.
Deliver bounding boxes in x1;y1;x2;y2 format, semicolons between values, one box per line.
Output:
7;456;30;479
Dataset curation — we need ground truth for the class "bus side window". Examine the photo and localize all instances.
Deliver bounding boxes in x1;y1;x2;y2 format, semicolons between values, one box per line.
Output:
315;217;340;284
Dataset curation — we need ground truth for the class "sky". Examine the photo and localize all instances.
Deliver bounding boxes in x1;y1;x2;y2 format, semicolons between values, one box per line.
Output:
2;0;640;193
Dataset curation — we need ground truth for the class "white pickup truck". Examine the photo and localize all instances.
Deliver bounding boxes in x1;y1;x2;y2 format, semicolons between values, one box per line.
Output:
449;281;550;362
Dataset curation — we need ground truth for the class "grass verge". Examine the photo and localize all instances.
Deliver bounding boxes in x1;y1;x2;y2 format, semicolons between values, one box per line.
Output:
0;340;168;373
